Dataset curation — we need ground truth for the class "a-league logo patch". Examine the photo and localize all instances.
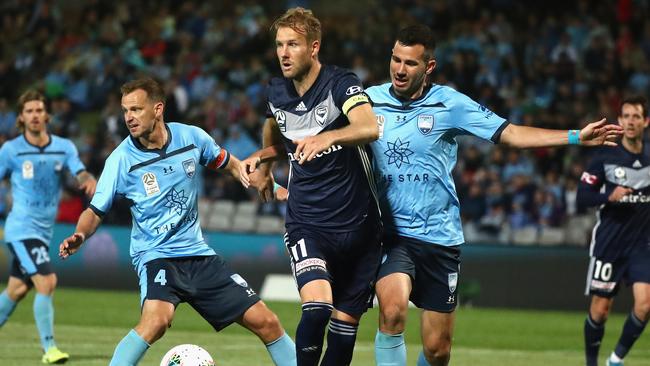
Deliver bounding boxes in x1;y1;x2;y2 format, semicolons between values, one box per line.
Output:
417;114;434;135
142;172;160;196
182;158;196;178
448;272;458;293
230;274;248;288
22;160;34;179
315;105;328;126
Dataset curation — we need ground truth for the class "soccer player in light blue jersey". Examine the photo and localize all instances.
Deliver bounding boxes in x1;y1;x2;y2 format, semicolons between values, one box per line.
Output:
367;25;623;366
0;90;97;364
58;78;296;366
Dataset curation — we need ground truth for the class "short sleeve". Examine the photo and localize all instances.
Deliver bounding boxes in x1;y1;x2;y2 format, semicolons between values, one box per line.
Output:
0;143;10;178
332;72;370;116
448;92;508;143
64;139;86;175
89;152;122;217
193;126;228;168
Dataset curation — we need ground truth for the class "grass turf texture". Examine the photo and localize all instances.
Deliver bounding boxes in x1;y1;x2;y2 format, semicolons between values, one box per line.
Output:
0;287;649;365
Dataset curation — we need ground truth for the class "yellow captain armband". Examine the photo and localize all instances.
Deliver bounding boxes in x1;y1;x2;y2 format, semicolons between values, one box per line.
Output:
342;94;369;116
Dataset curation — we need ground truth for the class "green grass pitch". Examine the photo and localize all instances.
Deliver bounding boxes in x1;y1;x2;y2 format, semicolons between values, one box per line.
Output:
0;287;649;365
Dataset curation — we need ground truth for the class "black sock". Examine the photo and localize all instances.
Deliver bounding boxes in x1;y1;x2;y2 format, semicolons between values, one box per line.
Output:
296;302;333;366
584;314;605;366
321;318;359;366
613;312;647;359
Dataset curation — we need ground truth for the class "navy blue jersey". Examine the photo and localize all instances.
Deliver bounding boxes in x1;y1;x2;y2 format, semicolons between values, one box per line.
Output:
266;65;379;231
577;144;650;259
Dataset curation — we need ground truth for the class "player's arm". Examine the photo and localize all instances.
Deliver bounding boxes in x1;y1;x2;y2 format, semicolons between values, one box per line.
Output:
499;119;622;148
59;208;103;259
294;102;378;164
76;171;97;197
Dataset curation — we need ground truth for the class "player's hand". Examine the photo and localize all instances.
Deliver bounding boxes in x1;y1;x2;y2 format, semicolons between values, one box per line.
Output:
79;177;97;197
238;157;261;188
59;233;85;259
249;170;274;202
579;119;623;146
275;186;288;201
293;134;334;164
608;186;633;202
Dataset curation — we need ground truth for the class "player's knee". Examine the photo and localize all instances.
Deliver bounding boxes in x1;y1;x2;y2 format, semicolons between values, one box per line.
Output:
422;332;452;363
138;315;172;343
256;310;284;341
7;283;29;301
633;299;650;321
33;274;57;295
380;303;407;332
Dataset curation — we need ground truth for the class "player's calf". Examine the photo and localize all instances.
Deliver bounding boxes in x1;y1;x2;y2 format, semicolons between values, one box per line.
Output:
295;301;333;366
321;318;359;366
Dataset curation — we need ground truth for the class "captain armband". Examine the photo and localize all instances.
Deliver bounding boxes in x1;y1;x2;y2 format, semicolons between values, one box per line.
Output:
342;94;369;116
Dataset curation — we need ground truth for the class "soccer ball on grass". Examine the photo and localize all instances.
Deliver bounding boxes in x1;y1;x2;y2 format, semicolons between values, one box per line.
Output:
160;344;215;366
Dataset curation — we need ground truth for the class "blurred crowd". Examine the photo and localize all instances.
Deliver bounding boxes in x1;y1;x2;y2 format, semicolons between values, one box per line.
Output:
0;0;649;244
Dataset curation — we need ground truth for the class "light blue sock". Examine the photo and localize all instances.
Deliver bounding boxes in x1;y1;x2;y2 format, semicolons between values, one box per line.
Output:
0;291;17;327
417;351;432;366
109;329;150;366
33;293;55;350
375;330;406;366
265;332;297;366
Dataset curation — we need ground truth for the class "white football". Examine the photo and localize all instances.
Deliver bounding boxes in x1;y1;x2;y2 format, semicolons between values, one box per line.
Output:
160;344;215;366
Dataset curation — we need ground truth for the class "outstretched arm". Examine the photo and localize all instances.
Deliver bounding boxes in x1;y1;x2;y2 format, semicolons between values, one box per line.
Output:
499;119;623;148
293;103;378;164
59;208;103;259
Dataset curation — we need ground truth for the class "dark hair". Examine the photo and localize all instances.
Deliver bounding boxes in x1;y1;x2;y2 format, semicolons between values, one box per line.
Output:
16;89;47;132
396;24;436;61
120;77;166;104
271;7;322;44
620;95;648;118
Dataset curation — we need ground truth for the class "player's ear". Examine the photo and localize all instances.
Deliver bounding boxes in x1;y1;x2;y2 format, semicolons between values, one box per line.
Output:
154;102;164;118
425;59;436;76
311;40;320;58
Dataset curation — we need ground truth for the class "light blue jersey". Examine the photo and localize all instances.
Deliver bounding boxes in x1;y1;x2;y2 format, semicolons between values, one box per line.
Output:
0;134;86;244
90;123;229;272
366;83;508;246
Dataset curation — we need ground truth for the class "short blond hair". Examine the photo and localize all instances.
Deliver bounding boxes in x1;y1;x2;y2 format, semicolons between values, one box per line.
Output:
271;7;322;44
16;90;47;133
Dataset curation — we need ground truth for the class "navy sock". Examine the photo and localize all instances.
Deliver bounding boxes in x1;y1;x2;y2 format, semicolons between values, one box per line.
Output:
321;318;358;366
613;312;647;359
295;302;332;366
584;314;605;366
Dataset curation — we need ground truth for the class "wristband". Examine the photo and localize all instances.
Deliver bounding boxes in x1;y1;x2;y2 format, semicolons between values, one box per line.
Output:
273;182;282;193
568;129;580;145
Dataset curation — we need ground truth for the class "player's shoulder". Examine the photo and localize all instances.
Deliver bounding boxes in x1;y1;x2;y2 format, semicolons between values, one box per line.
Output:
49;134;76;149
0;135;22;150
366;82;392;101
427;84;471;106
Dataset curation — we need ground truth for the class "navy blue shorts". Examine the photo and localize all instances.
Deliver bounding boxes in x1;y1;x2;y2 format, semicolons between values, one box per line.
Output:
378;235;461;312
585;243;650;298
7;239;54;283
285;222;382;316
138;255;260;331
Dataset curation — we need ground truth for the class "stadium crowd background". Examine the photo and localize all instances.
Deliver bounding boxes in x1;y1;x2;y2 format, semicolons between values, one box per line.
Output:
0;0;649;245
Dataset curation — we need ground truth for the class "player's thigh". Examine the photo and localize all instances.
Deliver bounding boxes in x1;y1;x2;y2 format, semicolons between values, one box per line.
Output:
138;258;183;307
7;239;54;280
376;273;412;315
6;275;30;301
377;235;415;309
328;224;382;316
139;299;176;329
299;279;333;303
420;309;456;349
410;242;461;313
184;255;261;332
237;300;283;343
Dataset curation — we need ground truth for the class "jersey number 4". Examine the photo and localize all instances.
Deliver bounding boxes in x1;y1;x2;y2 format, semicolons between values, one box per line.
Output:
154;269;167;286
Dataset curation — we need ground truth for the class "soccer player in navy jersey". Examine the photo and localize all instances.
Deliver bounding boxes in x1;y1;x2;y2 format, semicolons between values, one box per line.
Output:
363;25;623;366
58;78;296;366
578;96;650;366
240;7;381;366
0;90;96;364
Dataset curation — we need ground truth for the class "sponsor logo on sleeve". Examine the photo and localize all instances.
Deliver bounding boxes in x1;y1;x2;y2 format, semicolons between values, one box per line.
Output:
346;85;363;95
580;172;599;185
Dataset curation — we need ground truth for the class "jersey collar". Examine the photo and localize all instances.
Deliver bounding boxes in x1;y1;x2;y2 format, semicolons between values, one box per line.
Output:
388;83;434;108
23;132;52;151
130;123;172;155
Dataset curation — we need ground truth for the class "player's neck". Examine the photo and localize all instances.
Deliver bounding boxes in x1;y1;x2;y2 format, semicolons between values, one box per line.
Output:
292;61;321;97
138;120;168;150
24;129;49;147
622;136;643;154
